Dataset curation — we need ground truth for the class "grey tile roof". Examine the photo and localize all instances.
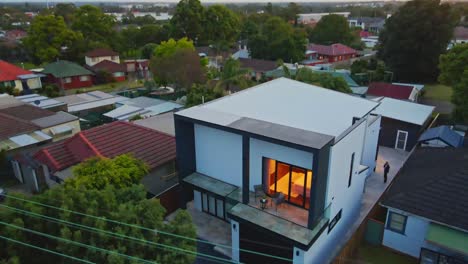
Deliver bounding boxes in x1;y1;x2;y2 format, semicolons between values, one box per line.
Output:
381;147;468;231
31;111;78;128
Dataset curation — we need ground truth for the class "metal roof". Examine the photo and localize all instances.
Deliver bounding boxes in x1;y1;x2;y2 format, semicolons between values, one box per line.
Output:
133;112;175;136
178;78;379;138
371;97;434;125
419;126;464;148
16;94;66;109
31;111;78;128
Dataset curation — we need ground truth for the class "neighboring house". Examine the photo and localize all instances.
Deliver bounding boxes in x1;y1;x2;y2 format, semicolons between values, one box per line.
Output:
124;59;151;80
18;122;178;204
380;147;468;264
5;29;27;42
361;36;379;48
453;26;468;45
54;91;128;116
42;60;93;90
392;83;425;94
348;17;385;34
418;125;465;148
298;12;350;25
367;82;419;102
372;97;434;151
90;60;127;82
175;78;382;263
238;58;278;81
85;48;120;67
16;94;68;112
197;46;234;69
305;44;357;65
103;96;183;121
133;111;176;136
0;60;43;92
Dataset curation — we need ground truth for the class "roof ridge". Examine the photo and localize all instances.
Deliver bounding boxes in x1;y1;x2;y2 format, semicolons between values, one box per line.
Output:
117;121;175;139
77;132;102;157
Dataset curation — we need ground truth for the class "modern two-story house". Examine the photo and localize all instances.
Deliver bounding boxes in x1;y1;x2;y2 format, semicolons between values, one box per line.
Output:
175;78;382;263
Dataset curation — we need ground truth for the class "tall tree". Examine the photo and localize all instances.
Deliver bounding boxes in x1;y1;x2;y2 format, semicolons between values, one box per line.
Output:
23;15;82;64
248;16;306;63
438;43;468;122
310;14;356;45
72;5;117;48
186;84;224;107
170;0;205;43
203;5;241;47
53;3;76;25
378;0;458;82
295;68;352;93
217;58;251;91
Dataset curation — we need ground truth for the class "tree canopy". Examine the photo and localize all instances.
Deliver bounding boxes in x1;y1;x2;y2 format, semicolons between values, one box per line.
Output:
0;184;196;264
170;0;205;43
378;0;458;82
203;5;241;47
310;14;356;46
23;15;82;63
217;58;252;91
66;154;149;190
72;5;117;48
186;84;224;107
294;68;352;93
438;43;468;122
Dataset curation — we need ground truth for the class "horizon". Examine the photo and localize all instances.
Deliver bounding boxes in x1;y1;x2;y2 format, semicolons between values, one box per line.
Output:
0;0;408;3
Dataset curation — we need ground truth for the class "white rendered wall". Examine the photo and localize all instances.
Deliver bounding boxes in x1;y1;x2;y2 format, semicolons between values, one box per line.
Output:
362;116;381;174
249;138;313;191
383;209;431;258
85;56;120;66
194;124;243;187
231;220;240;262
293;121;368;264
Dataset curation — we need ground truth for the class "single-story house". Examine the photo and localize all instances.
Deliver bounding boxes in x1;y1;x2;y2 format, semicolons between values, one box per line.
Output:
418;125;465;148
54;91;129;117
197;46;234;69
367;82;419;102
103;96;183;121
348;17;385;34
85;48;120;67
4;29;27;42
372;97;435;151
124;59;151;80
90;60;127;82
16;94;67;112
304;43;357;65
380;147;468;263
17;121;178;202
42;60;94;90
238;58;278;81
0;60;43;92
133;111;175;136
452;26;468;45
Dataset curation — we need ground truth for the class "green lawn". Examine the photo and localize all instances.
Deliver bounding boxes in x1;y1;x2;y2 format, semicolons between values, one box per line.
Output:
423;84;453;102
65;80;144;95
357;244;417;264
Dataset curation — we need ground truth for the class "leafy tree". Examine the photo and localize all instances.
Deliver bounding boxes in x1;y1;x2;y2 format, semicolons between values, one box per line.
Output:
438;43;468;122
186;84;224;107
137;25;167;47
217;58;251;91
295;68;351;93
40;84;61;98
170;0;205;42
350;60;368;75
53;3;76;25
203;5;241;46
72;5;117;48
310;14;357;45
23;15;82;64
248;16;306;63
66;154;149;190
0;184;196;264
141;43;158;59
281;3;300;25
153;38;195;58
378;0;458;82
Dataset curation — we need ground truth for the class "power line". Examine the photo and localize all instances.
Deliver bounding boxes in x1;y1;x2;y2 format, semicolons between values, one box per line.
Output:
0;220;158;264
0;204;234;264
0;235;96;264
3;193;293;262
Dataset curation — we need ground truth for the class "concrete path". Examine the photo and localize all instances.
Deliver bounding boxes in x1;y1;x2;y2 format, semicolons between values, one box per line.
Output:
326;146;411;263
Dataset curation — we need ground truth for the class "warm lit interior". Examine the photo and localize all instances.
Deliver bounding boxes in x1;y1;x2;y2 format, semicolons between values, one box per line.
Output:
263;158;313;208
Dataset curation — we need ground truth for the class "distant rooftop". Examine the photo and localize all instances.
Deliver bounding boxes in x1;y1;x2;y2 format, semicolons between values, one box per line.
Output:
55;91;129;113
372;97;434;125
177;78;379;140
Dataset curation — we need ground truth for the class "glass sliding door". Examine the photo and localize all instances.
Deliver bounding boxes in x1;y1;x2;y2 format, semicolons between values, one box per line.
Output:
262;157;313;209
201;192;226;220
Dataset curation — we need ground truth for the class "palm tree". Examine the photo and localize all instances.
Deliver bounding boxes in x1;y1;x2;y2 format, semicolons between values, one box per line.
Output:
217;58;251;91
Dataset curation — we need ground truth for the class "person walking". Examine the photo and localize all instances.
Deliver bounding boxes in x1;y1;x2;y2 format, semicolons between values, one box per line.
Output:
383;161;390;183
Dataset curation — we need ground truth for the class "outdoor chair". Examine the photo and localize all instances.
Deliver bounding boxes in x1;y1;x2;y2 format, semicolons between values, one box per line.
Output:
272;192;285;212
254;184;265;199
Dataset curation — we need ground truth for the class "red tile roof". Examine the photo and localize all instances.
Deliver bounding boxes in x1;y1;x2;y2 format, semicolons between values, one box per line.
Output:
367;82;414;100
91;60;127;73
307;43;357;56
454;26;468;40
34;121;176;172
85;48;119;58
0;60;33;82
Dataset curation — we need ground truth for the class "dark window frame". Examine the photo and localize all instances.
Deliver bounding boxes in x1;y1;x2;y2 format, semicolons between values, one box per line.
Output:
348;153;355;188
201;191;226;221
386;211;407;234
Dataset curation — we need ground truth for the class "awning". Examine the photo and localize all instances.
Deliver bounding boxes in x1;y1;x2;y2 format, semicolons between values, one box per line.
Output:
50;125;73;135
426;223;468;256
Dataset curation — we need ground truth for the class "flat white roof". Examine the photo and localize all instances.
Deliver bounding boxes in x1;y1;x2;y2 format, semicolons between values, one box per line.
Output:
372;97;434;125
178;78;379;137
